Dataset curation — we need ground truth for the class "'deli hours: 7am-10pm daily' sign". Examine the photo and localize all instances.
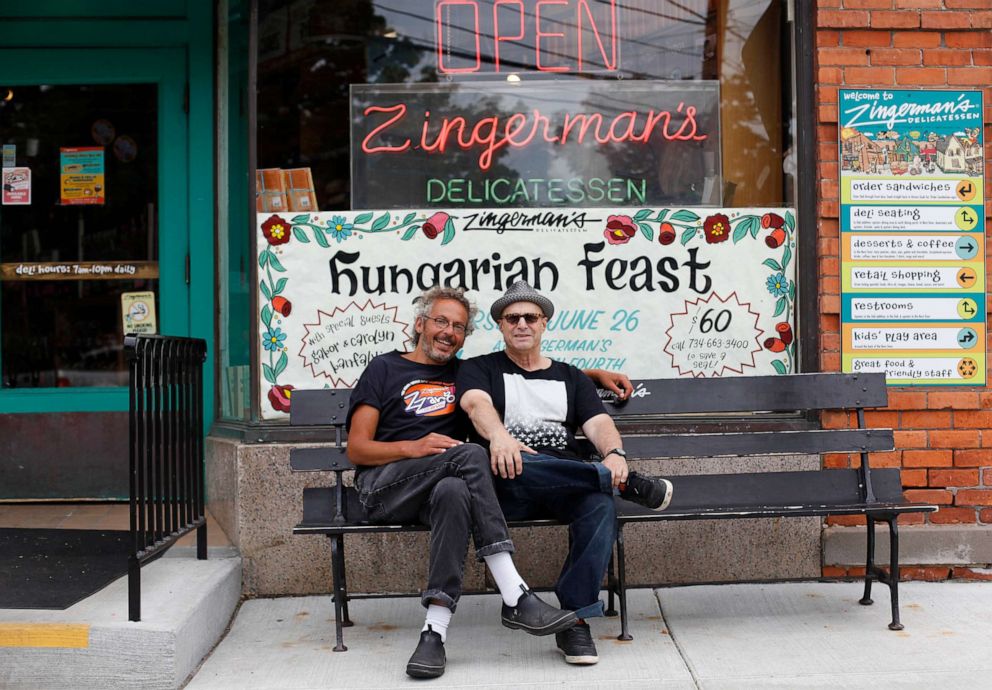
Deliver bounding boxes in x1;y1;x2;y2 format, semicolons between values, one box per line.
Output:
255;206;797;419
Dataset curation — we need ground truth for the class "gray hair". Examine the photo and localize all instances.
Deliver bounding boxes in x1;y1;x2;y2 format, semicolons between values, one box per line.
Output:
411;286;478;345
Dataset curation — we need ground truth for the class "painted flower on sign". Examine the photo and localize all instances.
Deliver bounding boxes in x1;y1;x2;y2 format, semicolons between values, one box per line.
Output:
658;222;676;245
604;214;636;245
261;215;290;246
268;384;294;412
702;213;730;244
766;273;789;297
263;327;287;351
423;212;450;239
327;215;353;243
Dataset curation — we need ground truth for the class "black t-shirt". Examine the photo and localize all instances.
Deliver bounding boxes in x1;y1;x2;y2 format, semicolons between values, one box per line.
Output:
346;350;465;442
455;351;606;460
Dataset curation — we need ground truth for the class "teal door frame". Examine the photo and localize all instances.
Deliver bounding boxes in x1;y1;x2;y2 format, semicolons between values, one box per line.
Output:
0;2;214;432
0;48;189;413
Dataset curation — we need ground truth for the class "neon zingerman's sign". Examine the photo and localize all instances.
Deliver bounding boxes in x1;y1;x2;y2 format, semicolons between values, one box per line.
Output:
361;102;708;171
351;81;721;209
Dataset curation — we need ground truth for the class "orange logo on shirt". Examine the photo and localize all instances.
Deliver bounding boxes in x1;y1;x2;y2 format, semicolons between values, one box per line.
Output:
402;381;456;417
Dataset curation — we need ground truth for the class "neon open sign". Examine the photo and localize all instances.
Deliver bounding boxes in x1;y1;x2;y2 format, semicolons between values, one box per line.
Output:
435;0;619;74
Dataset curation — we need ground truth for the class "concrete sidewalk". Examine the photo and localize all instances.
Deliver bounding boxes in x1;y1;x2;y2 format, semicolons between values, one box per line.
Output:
187;581;992;689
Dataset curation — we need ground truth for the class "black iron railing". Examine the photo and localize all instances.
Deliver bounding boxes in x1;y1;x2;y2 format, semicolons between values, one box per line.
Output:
125;334;208;622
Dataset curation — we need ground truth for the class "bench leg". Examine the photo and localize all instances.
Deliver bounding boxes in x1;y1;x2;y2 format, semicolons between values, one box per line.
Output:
885;517;904;631
859;515;876;606
329;534;348;651
616;526;632;641
337;534;353;627
605;551;618;617
128;555;141;622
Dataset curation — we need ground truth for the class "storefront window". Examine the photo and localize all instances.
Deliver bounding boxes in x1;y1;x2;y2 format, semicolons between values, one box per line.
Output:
250;0;802;419
256;0;795;211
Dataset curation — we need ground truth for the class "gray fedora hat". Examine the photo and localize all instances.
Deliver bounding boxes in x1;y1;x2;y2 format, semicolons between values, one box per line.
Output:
490;280;555;320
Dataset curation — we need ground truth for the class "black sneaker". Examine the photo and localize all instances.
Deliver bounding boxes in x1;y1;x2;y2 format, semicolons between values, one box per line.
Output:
406;625;445;679
620;472;673;510
501;584;578;636
555;622;599;665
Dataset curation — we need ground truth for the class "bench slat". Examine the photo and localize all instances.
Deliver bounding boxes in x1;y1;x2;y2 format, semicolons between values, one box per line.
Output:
623;428;893;459
290;447;355;472
290;389;352;426
605;373;887;415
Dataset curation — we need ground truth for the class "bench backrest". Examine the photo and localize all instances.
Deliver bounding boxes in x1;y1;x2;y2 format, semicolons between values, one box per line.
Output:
602;373;887;416
289;389;353;473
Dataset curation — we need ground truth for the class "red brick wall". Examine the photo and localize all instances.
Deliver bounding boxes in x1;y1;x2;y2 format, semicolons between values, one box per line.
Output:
816;2;992;579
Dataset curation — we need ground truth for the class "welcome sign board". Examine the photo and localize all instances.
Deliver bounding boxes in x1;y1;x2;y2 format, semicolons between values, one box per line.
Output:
256;206;797;418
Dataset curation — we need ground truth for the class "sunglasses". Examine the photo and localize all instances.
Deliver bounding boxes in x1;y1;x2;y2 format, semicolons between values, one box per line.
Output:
499;312;544;325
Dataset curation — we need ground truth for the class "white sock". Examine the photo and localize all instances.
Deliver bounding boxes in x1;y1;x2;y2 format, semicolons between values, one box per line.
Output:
423;604;452;642
483;551;527;606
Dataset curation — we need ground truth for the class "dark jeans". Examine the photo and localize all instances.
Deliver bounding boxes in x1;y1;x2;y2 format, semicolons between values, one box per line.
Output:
355;443;514;611
494;452;617;620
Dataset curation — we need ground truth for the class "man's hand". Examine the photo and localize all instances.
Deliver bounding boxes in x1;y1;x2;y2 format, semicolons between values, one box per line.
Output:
406;433;463;458
602;452;629;488
586;369;633;401
489;432;535;479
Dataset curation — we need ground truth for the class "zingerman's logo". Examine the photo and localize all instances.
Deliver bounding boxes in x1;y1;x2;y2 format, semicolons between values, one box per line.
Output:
402;380;456;417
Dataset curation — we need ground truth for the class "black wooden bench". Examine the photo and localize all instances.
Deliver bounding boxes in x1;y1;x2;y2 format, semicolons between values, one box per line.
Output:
290;372;936;651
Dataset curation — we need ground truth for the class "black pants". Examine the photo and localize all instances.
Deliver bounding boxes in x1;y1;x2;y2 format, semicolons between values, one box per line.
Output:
356;443;514;611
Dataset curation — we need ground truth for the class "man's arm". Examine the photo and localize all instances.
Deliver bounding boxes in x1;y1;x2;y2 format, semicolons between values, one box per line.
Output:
459;389;534;479
581;413;628;488
346;404;463;466
583;369;633;401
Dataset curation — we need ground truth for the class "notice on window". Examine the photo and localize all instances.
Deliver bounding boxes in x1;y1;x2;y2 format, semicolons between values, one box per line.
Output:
839;89;985;385
2;167;31;205
60;146;105;205
255;206;798;418
121;292;157;335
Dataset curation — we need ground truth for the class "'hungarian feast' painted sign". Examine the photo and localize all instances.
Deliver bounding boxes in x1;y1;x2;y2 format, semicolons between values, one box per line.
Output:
839;89;985;386
256;206;796;418
350;81;721;209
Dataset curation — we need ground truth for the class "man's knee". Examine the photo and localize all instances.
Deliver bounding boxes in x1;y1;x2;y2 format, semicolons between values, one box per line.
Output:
447;442;490;469
431;477;470;513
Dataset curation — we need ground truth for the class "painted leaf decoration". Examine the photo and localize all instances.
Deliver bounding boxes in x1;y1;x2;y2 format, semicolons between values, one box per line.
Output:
656;209;668;222
763;259;783;271
670;210;700;223
638;222;654;241
732;223;748;244
258;251;269;268
353;212;373;225
274;351;288;377
782;244;793;271
402;212;417;225
261;304;273;326
262;363;276;384
312;228;329;248
292;227;309;242
773;297;787;317
785;210;795;232
771;360;787;375
441;217;456;246
267;253;287;272
401;226;419;241
681;227;696;245
634;209;651;220
273;277;288;295
259;281;272;300
371;213;390;231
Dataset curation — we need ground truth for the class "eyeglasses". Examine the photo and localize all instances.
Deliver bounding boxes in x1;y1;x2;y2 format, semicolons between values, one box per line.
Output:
424;315;467;334
499;312;544;325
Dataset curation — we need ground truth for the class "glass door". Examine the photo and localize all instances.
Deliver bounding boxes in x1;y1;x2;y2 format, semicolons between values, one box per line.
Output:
0;48;188;413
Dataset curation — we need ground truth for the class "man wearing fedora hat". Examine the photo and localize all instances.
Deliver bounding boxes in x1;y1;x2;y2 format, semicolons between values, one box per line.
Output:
347;285;635;678
457;279;674;666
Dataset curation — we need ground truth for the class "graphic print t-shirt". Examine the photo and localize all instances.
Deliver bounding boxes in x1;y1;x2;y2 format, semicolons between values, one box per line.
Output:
455;352;606;460
346;350;464;443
